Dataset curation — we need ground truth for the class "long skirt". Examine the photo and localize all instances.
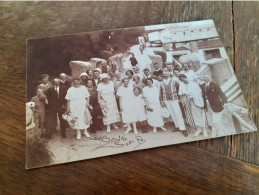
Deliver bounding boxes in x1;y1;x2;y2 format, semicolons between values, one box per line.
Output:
190;101;206;128
101;94;120;125
181;95;195;126
70;99;91;130
146;103;164;127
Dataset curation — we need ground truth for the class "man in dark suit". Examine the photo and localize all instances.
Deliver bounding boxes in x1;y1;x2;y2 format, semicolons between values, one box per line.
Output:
201;75;228;137
92;68;102;87
142;68;157;85
45;78;68;139
59;73;71;89
152;62;163;77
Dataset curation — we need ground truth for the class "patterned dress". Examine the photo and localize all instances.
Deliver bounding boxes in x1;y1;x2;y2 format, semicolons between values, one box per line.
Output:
97;81;120;125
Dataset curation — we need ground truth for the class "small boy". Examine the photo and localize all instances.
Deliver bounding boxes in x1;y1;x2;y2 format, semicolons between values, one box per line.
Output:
30;89;48;138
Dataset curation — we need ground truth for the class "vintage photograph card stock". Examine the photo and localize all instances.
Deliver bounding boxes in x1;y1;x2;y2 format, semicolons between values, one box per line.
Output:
26;20;257;169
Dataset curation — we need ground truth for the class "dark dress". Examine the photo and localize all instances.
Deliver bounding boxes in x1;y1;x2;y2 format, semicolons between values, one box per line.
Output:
87;86;103;131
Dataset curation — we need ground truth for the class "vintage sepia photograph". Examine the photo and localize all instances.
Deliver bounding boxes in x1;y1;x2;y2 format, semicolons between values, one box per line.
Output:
26;20;257;169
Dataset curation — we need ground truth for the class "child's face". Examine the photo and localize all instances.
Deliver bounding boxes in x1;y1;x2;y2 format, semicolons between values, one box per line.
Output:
133;88;140;96
36;89;43;96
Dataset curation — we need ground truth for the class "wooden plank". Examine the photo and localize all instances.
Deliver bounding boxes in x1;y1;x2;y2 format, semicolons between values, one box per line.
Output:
0;1;258;193
230;1;259;164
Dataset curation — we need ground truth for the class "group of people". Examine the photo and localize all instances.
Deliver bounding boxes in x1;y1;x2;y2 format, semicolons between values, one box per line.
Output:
30;59;228;140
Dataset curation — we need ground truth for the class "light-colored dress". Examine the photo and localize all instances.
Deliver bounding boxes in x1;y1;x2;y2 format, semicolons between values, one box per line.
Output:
117;85;146;123
185;81;206;128
65;86;92;129
143;85;164;127
97;81;120;125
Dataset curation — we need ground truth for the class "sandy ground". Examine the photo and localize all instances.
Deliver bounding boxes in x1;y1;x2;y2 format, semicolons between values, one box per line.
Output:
37;104;256;167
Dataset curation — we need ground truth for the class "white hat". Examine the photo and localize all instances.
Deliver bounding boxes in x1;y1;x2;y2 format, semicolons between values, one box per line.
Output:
80;72;88;78
93;68;102;73
60;73;67;77
100;73;110;79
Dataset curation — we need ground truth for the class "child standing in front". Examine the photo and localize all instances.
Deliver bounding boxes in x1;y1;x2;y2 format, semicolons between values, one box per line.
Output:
30;88;48;138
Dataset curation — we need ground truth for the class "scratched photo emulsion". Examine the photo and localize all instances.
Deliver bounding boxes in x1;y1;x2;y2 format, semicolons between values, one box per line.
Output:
26;20;257;169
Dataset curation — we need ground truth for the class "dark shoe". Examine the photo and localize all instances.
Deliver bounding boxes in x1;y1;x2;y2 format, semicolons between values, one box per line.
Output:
182;130;188;137
172;128;179;132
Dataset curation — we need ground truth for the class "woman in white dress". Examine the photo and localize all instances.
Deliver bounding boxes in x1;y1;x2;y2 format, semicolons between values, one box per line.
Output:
97;73;120;132
143;78;167;133
117;78;146;134
66;78;92;140
178;74;208;137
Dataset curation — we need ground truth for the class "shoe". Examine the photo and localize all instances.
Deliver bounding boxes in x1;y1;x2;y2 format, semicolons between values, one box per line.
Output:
84;131;90;138
77;133;81;140
123;124;128;128
160;127;167;131
124;128;132;134
113;124;119;129
172;128;179;132
107;126;111;133
203;130;208;137
182;130;188;137
194;129;202;137
153;128;157;134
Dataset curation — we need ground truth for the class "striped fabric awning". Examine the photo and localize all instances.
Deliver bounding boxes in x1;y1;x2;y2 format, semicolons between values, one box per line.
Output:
221;75;242;102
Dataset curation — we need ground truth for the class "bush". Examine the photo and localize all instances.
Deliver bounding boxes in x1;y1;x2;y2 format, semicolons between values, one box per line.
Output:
26;137;53;169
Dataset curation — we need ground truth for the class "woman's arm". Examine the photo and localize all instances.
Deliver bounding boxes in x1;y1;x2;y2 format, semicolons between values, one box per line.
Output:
119;96;123;111
97;91;101;104
66;100;71;113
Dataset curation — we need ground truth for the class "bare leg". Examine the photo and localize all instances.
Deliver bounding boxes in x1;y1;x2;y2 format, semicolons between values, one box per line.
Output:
84;129;90;137
124;123;132;134
132;122;138;134
107;125;111;133
77;129;81;140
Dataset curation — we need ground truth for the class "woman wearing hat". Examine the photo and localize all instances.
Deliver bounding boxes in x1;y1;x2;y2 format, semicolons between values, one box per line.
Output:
178;74;208;137
80;72;89;86
97;73;120;132
66;78;92;140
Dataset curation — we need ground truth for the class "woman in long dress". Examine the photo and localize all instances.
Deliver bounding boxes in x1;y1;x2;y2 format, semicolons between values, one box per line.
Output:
143;78;167;133
97;73;120;132
66;78;92;140
178;74;208;137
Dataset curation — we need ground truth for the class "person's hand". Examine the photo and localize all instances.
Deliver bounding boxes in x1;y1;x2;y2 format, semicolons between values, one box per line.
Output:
66;108;71;114
86;102;90;108
120;108;123;112
161;102;165;107
61;105;66;110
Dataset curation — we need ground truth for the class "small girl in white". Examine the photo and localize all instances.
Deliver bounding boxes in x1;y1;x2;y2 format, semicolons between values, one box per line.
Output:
117;78;146;134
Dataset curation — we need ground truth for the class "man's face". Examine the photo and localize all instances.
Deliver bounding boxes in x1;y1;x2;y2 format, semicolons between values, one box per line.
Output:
147;79;153;86
94;71;100;78
154;64;159;70
174;70;180;77
42;77;49;84
144;70;149;76
60;75;66;80
183;64;189;70
115;73;121;79
123;79;129;87
157;75;163;82
163;73;169;79
86;80;93;88
166;65;173;72
203;75;211;83
133;68;138;73
133;88;140;96
53;79;60;86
